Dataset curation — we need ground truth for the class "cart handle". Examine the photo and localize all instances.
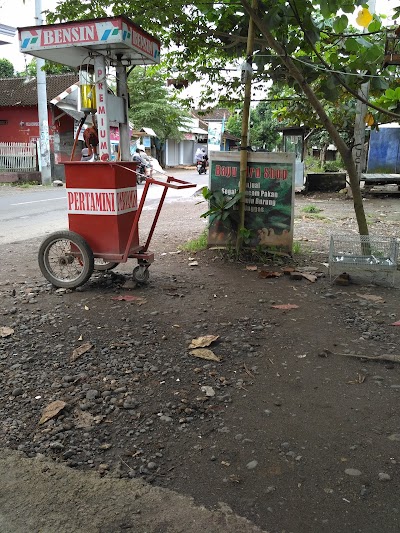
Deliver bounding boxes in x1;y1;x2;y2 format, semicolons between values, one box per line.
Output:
117;165;197;190
119;167;198;262
147;176;197;189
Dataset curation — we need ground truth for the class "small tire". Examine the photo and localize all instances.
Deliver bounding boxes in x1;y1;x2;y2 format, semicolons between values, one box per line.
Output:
94;259;119;271
38;230;94;288
133;265;150;283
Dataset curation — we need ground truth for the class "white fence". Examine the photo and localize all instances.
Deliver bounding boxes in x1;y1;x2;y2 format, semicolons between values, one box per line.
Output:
0;142;37;172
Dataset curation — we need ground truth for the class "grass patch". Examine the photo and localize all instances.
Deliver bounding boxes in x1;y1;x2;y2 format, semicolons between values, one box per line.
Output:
292;241;302;254
301;204;322;214
180;230;208;252
11;181;40;188
366;214;376;226
300;205;328;221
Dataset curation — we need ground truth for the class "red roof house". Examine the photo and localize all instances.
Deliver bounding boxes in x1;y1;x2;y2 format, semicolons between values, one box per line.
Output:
0;73;79;178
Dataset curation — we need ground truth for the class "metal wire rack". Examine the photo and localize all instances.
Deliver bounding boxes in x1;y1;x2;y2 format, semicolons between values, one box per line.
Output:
329;234;399;286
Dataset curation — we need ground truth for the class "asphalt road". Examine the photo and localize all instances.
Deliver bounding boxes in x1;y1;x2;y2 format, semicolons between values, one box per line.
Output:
0;169;207;245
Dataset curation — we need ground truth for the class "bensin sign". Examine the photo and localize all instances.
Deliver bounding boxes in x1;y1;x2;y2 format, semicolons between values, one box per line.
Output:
67;188;137;215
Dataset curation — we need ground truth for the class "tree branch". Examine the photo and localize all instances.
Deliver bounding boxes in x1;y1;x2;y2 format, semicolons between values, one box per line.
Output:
287;0;400;120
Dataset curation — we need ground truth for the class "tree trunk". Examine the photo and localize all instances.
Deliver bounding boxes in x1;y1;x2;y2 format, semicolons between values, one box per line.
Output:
240;0;369;235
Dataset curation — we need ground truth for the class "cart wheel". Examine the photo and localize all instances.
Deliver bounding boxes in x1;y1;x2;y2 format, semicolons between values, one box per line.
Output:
94;259;119;271
133;265;150;283
38;230;94;288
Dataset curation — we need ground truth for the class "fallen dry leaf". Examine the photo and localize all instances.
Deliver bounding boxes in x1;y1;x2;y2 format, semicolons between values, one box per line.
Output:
300;273;317;283
259;270;283;279
39;400;67;425
347;373;366;384
281;267;295;275
0;326;14;338
245;265;258;271
356;293;385;303
271;304;299;310
189;335;219;349
70;341;93;362
112;295;147;305
189;349;221;362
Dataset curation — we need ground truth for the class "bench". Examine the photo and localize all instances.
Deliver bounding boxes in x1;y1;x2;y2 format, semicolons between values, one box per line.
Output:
329;234;399;286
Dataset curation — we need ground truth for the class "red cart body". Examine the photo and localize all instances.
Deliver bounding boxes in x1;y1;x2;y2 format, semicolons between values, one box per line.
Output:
64;161;140;259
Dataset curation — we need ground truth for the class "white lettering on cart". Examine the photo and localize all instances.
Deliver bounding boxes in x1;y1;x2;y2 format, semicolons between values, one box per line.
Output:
96;68;110;159
42;24;97;46
67;188;137;215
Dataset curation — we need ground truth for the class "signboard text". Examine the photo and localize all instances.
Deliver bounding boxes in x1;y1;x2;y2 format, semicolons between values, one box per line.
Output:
67;188;137;215
42;24;97;46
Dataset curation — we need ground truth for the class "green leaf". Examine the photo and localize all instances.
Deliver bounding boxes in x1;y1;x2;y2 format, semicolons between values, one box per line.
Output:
385;88;396;99
224;192;243;210
368;19;381;32
355;37;373;49
332;15;348;34
345;38;360;53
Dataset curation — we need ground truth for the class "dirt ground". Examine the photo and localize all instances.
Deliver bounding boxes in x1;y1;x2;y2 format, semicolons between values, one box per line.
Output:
0;185;400;533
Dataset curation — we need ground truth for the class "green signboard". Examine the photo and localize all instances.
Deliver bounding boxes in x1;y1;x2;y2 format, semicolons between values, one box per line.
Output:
208;152;295;251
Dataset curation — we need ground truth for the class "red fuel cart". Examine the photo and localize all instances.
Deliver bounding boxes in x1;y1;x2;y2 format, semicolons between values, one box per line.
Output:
38;162;195;288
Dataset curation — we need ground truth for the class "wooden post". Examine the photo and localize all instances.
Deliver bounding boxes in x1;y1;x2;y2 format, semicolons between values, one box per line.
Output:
236;0;256;252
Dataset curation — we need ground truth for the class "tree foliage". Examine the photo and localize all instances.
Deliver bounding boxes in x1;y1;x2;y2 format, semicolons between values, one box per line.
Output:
47;0;397;109
251;102;280;150
22;59;75;77
226;102;279;150
127;66;190;144
0;58;14;78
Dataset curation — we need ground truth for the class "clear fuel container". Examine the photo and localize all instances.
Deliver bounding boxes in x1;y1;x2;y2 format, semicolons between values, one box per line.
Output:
79;67;97;112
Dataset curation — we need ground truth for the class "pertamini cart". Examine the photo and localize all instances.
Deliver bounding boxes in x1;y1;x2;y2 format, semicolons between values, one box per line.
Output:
38;162;196;288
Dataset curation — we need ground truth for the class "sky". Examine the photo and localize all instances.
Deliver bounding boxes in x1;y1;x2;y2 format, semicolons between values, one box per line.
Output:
0;0;59;72
0;0;399;74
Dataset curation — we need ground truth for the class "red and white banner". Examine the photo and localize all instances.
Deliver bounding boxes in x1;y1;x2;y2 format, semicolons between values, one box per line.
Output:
67;187;137;215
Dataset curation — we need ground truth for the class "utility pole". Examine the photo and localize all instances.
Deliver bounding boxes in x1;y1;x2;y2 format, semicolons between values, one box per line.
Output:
236;0;256;252
35;0;52;185
352;0;376;185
